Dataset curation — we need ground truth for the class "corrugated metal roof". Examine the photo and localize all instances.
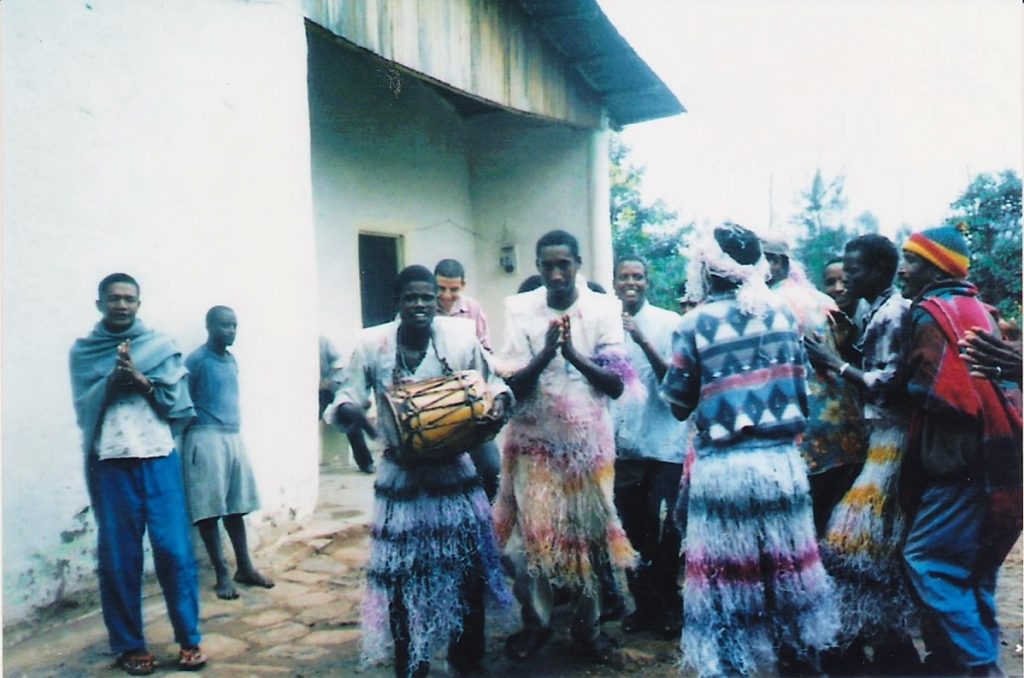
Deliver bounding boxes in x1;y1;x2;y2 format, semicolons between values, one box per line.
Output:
515;0;685;127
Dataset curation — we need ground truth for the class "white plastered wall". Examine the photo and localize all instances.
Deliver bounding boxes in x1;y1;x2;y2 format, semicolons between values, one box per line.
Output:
466;114;610;345
307;27;477;357
307;33;611;356
2;0;319;621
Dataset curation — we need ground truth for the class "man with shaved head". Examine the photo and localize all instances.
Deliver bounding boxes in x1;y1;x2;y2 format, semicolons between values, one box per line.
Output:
183;306;273;601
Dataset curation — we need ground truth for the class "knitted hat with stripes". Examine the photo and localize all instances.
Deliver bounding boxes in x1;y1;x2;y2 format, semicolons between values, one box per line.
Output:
902;222;970;278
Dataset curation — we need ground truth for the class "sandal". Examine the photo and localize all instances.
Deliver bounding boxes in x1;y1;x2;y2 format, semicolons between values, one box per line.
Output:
177;645;207;671
115;650;156;676
503;627;552;662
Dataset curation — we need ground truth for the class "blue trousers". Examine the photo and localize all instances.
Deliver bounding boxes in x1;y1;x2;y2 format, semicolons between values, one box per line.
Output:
903;479;1007;667
90;450;201;654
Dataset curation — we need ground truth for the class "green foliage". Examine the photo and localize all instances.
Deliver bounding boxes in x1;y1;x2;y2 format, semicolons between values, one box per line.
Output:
945;170;1022;321
854;210;880;234
791;169;854;288
609;135;692;309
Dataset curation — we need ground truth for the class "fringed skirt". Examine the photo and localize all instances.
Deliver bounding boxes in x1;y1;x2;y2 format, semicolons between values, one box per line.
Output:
361;454;510;670
821;421;916;643
683;439;839;678
494;401;636;595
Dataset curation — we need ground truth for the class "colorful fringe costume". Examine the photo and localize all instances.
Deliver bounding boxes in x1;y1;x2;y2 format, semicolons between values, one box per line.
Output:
494;286;637;639
662;289;839;677
325;318;510;675
820;286;917;646
821;422;915;639
363;455;509;671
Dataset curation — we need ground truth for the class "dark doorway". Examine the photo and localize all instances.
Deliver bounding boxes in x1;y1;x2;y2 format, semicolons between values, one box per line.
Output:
358;233;401;327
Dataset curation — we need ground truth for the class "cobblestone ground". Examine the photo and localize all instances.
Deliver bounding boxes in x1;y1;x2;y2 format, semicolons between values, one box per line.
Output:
4;465;1022;677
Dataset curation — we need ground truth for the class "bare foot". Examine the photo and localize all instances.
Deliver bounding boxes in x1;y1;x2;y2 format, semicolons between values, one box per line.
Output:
234;569;275;588
215;578;239;600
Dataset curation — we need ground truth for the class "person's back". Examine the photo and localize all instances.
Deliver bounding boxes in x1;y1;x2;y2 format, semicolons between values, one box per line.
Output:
661;224;838;678
667;291;808;448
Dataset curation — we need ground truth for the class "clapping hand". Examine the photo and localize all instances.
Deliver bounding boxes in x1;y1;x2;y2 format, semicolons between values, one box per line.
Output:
544;318;563;354
114;340;135;385
961;327;1023;382
622;312;645;343
112;340;151;392
803;333;840;373
559;315;576;360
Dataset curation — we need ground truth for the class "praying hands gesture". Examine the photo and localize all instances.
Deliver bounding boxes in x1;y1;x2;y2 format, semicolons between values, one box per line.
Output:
110;340;153;394
508;314;623;400
558;314;623;398
543;317;563;356
559;315;577;361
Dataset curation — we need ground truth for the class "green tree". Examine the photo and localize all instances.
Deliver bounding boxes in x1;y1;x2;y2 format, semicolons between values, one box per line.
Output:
791;170;855;288
854;210;880;234
609;135;692;309
945;170;1022;321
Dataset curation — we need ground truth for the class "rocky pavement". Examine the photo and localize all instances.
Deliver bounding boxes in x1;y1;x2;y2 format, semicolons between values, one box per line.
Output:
4;464;379;677
4;463;1023;677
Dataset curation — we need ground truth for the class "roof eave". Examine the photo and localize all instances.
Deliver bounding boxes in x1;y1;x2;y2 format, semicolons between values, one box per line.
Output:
516;0;685;127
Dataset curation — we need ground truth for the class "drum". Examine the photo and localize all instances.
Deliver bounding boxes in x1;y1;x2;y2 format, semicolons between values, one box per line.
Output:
382;370;500;463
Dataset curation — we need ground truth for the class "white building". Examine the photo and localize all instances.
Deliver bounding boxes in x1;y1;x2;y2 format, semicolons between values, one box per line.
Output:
1;0;681;622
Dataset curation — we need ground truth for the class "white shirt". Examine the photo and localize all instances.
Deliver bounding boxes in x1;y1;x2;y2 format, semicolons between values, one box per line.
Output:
498;286;625;451
612;302;688;463
94;394;175;460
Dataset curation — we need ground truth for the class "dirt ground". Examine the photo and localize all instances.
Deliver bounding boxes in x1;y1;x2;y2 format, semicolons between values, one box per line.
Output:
4;466;1023;677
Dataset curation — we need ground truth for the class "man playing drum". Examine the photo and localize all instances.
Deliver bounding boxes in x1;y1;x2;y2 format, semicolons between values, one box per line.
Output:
324;265;511;678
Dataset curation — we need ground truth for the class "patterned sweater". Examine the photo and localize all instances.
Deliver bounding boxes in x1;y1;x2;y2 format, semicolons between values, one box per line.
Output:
661;291;808;450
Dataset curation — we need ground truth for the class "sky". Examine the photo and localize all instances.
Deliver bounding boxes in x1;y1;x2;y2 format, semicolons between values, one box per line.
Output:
598;0;1023;240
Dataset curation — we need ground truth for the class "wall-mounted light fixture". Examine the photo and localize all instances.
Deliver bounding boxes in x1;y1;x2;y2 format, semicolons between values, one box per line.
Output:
500;244;518;274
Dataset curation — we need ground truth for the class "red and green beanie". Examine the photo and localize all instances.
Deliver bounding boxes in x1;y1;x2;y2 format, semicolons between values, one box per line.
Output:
902;222;970;278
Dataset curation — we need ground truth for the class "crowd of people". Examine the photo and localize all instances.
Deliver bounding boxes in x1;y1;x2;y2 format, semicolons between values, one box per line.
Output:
71;220;1021;678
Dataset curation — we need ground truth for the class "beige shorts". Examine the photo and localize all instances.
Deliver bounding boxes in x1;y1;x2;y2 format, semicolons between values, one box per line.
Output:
182;426;260;523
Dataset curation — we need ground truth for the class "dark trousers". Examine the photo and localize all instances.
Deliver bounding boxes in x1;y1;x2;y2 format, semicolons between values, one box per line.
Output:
389;572;485;678
808;463;863;537
468;440;500;501
347;431;374;471
90;451;201;654
613;458;683;622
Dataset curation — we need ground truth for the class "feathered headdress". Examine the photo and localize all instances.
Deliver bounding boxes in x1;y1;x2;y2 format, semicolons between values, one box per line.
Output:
683;222;774;317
